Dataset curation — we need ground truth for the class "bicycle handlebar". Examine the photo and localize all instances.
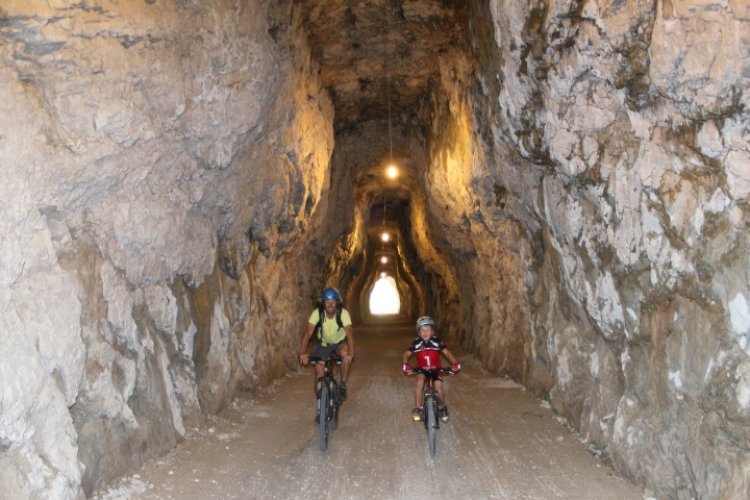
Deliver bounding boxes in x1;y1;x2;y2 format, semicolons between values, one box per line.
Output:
308;355;343;365
408;367;455;376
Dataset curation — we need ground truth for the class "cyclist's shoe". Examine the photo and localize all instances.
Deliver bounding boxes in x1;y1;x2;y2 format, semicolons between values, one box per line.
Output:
411;407;423;422
339;382;347;401
439;406;449;422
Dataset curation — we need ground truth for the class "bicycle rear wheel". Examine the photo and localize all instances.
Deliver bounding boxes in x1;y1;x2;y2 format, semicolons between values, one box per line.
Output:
319;385;330;451
425;395;437;458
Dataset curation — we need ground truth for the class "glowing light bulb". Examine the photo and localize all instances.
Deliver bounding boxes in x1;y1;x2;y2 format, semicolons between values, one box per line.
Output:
380;256;388;264
386;165;398;179
381;232;390;242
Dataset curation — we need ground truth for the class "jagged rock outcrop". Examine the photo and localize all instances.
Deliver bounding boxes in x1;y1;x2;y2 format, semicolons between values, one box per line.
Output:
435;2;749;498
1;1;343;496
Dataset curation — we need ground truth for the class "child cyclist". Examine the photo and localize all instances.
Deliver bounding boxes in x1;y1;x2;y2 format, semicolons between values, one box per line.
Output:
401;316;461;422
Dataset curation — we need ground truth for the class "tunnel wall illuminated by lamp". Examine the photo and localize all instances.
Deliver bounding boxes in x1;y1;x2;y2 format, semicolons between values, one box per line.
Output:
369;276;401;315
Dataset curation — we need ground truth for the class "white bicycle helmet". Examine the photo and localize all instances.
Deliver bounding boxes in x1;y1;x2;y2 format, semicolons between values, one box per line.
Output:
415;316;436;330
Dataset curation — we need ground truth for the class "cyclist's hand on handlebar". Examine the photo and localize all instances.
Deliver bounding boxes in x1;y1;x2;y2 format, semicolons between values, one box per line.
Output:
299;353;309;365
402;363;413;375
451;362;462;373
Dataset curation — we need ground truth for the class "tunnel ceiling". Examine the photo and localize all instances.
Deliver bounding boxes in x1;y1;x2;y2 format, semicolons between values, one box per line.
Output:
301;0;469;132
300;0;472;225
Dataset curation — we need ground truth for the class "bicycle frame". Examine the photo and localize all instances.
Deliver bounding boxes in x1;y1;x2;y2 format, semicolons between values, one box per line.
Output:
410;367;454;458
309;355;343;451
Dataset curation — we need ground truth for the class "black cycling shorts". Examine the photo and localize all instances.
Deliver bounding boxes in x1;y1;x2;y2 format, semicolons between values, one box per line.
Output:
315;339;346;358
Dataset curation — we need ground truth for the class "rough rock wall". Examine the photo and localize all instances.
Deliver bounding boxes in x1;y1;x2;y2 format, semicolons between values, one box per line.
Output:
0;1;335;497
420;1;749;498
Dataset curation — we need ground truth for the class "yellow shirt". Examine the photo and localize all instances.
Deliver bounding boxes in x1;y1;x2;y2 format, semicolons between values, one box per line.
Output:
308;308;352;346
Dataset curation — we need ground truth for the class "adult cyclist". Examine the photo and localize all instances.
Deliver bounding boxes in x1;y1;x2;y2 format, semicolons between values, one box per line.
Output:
299;288;354;420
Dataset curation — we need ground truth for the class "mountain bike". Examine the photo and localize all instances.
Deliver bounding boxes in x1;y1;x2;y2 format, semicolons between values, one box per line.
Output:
410;367;455;458
309;354;343;451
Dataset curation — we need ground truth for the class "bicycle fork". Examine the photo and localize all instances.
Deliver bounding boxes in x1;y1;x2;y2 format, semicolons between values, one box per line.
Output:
423;388;440;429
317;379;339;418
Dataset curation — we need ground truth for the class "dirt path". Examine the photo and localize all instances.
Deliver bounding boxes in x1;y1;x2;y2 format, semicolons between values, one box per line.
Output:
95;326;646;499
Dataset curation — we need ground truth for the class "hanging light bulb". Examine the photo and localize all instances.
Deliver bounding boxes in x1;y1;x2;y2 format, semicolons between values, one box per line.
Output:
380;232;391;242
380;256;388;264
385;165;398;179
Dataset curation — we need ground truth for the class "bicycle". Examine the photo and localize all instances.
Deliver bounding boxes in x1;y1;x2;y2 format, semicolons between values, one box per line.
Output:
409;366;455;458
309;354;344;451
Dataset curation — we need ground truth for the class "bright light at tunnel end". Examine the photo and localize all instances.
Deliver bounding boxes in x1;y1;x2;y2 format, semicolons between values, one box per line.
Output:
369;276;400;315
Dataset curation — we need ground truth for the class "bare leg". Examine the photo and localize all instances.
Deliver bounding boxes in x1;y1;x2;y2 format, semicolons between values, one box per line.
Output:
435;380;446;406
415;375;426;408
337;344;352;382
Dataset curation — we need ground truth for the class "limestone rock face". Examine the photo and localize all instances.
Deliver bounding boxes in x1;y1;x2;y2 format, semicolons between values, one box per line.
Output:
445;1;750;498
1;0;334;496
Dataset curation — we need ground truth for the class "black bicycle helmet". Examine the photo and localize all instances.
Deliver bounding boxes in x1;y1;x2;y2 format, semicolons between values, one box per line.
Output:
415;316;436;330
321;287;341;302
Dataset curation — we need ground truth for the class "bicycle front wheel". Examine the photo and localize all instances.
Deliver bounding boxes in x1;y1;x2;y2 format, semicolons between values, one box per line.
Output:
425;396;437;458
319;385;330;451
329;381;339;431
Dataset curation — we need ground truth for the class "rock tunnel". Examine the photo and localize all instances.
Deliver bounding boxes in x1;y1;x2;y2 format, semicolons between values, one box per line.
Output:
1;1;749;499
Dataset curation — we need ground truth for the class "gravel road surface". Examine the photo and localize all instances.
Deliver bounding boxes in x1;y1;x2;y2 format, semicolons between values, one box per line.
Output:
95;325;645;500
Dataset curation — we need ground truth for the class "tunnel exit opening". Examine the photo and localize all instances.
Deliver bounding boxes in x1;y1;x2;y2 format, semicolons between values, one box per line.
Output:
368;275;401;315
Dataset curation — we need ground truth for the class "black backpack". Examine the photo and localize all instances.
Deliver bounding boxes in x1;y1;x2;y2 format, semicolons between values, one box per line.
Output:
314;300;344;341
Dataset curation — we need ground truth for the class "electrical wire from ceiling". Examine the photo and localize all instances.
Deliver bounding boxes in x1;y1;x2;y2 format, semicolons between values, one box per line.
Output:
382;33;392;237
380;31;398;278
